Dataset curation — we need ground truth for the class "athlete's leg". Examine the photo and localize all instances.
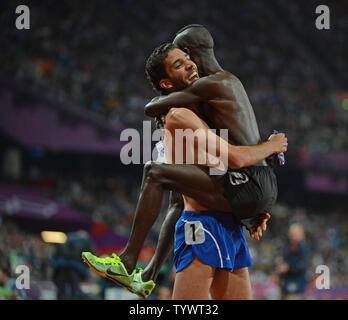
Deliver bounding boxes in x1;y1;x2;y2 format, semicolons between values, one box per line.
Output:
119;107;237;274
164;108;282;170
81;106;234;287
210;267;252;300
172;257;215;300
141;191;184;282
164;107;228;169
119;161;232;273
85;106;259;289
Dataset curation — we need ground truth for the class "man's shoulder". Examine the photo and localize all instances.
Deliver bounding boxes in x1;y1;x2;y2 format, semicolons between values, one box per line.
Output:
191;71;239;98
194;71;231;87
207;70;231;79
205;71;241;84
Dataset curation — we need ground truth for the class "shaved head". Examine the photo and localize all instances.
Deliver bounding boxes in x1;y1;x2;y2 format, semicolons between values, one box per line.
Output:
173;24;214;51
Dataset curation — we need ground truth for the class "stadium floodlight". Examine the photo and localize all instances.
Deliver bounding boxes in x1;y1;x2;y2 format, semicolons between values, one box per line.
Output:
41;231;67;244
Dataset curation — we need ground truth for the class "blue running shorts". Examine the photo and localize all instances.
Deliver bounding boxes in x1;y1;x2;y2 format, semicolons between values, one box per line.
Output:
173;211;253;272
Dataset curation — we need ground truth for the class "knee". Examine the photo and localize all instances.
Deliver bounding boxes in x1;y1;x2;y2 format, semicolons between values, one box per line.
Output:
165;108;194;130
143;161;164;183
143;160;156;178
169;192;184;208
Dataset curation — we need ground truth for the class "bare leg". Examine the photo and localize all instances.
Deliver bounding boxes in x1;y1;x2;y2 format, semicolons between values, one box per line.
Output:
141;191;184;282
164;108;280;169
119;108;236;274
172;257;215;300
210;267;252;300
119;161;232;274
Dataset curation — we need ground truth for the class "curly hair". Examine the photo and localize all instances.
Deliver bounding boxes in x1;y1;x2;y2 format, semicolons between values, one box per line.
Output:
145;43;178;95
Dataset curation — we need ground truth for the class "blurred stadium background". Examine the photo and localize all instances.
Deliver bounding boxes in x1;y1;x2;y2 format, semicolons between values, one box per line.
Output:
0;0;347;300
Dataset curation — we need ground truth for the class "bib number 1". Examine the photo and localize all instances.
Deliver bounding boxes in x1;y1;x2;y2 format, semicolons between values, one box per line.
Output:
184;221;205;245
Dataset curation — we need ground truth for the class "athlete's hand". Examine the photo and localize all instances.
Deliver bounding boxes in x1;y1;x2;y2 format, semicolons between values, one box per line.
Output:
268;133;288;154
249;213;271;241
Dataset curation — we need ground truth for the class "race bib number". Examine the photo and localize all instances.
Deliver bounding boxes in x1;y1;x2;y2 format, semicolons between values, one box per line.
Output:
184;221;205;245
155;141;167;164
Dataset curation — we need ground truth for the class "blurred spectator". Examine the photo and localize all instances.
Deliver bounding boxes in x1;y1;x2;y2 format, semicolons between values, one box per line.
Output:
0;265;26;300
277;223;310;300
263;274;282;300
156;266;176;300
1;0;347;156
0;0;347;300
52;230;92;299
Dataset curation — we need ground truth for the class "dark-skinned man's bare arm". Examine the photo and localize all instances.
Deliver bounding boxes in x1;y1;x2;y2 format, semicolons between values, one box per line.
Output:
144;73;223;118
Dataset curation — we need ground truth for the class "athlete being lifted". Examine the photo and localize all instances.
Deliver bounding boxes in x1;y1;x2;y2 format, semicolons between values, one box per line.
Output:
82;24;287;299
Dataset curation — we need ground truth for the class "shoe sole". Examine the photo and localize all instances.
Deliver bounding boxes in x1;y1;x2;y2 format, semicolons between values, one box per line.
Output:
81;253;146;299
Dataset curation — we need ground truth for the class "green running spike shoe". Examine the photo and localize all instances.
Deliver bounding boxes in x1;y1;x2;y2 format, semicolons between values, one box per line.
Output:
82;252;138;296
129;269;156;299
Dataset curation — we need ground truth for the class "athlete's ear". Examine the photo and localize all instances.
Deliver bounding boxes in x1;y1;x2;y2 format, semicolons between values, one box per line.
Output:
182;47;191;56
159;78;174;91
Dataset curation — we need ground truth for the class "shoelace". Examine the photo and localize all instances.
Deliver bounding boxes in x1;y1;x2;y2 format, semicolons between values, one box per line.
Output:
98;253;120;265
133;268;144;283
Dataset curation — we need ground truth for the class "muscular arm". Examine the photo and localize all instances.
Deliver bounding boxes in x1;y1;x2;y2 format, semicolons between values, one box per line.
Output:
226;140;282;169
205;128;285;169
145;75;220;117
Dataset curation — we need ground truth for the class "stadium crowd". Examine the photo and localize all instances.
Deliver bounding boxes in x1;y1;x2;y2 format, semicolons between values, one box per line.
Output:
2;0;348;156
0;169;347;299
1;0;347;300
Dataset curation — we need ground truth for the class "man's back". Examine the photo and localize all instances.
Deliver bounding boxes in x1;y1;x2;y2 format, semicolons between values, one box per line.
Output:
199;71;262;147
170;24;265;161
185;70;266;166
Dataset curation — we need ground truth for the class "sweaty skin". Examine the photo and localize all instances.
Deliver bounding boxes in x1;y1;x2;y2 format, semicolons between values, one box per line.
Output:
119;27;284;284
145;28;265;166
82;27;282;298
145;27;272;221
145;26;273;300
141;26;278;279
162;108;218;211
